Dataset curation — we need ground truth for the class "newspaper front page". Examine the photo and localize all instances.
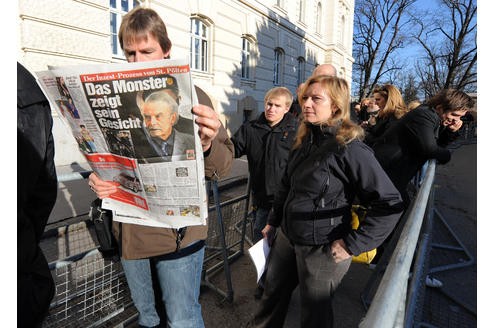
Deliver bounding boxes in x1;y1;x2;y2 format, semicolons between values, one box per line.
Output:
36;59;208;229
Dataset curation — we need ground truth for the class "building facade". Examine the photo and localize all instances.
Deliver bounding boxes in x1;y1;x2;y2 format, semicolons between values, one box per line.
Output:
18;0;355;166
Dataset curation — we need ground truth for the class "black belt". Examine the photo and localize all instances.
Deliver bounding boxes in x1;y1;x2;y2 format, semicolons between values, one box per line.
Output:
151;240;205;262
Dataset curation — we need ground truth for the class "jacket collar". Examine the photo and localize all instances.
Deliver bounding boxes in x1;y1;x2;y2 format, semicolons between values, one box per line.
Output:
254;112;297;131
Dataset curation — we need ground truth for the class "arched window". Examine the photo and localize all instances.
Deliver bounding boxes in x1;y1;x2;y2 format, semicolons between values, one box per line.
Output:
298;0;306;23
297;57;306;86
110;0;139;57
241;36;254;79
276;0;286;9
273;48;284;85
340;15;346;44
316;2;322;34
190;17;210;72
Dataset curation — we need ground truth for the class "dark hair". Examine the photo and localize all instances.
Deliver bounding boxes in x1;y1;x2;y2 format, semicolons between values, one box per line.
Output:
119;7;172;57
427;89;474;113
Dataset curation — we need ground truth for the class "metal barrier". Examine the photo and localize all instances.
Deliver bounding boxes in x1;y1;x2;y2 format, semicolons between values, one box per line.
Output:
360;125;477;327
41;172;250;327
202;179;250;303
359;160;437;327
41;220;135;328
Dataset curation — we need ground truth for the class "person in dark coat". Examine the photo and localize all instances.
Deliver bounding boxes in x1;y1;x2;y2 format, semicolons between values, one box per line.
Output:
250;75;403;328
369;89;474;206
18;62;58;327
231;86;299;243
364;84;408;146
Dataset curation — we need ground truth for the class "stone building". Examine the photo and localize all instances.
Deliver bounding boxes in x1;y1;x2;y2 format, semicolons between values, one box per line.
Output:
18;0;355;166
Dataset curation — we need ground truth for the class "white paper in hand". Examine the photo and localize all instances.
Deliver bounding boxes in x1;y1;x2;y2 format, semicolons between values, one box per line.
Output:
248;238;271;283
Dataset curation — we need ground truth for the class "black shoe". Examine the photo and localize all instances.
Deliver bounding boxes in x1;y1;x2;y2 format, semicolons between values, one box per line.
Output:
254;286;264;300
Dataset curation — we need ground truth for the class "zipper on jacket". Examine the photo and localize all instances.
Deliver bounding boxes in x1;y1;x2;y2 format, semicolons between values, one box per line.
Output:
175;227;187;252
313;176;330;218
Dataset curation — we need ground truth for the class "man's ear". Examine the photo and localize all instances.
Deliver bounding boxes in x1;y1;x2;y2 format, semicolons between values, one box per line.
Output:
171;112;178;125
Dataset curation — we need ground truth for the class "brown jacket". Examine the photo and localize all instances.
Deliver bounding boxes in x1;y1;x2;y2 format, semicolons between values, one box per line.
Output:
113;123;234;259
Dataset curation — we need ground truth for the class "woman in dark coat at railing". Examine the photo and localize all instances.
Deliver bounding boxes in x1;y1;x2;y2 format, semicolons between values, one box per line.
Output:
363;83;408;146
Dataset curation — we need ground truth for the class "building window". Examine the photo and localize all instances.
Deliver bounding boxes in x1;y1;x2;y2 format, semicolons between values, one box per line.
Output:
276;0;286;9
241;37;253;79
316;2;322;34
243;110;251;123
110;0;139;57
297;57;305;86
298;0;306;23
190;18;209;72
340;15;346;44
273;48;284;85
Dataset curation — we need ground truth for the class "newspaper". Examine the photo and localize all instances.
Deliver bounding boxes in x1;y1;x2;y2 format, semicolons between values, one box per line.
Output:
36;59;208;229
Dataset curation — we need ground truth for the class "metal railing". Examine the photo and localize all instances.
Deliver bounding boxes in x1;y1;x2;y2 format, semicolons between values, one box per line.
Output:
360;122;477;327
359;161;436;327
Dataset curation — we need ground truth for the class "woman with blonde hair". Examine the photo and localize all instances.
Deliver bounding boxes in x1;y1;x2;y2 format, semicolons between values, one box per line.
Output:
365;84;408;145
250;75;404;328
407;99;421;111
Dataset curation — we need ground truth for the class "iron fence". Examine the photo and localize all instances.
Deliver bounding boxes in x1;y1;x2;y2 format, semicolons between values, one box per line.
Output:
41;176;250;327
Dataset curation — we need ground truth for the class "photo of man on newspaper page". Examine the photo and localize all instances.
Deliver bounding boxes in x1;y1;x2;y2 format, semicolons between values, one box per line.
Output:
36;59;208;229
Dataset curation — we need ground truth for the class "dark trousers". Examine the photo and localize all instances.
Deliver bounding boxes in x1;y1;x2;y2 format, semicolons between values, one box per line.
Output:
18;249;55;328
252;231;352;328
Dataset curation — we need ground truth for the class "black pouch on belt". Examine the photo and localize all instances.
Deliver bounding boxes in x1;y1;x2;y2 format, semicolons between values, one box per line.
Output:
89;198;120;262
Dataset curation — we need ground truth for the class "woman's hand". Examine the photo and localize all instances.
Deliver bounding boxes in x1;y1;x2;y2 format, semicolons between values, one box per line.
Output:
262;224;277;246
446;119;463;132
88;173;119;199
330;239;352;263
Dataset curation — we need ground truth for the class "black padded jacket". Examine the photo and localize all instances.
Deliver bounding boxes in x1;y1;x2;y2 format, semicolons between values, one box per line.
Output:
231;112;299;208
268;124;404;256
17;62;57;326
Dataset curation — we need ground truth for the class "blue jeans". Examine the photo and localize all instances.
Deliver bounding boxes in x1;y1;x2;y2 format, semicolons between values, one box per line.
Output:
121;247;205;328
253;207;271;243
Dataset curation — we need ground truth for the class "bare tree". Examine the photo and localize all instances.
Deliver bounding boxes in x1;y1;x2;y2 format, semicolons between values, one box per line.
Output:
352;0;417;100
402;73;420;103
386;69;420;103
413;0;477;98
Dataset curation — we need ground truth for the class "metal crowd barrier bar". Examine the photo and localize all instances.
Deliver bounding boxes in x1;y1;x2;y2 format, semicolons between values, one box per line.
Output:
202;178;251;303
42;170;250;327
41;221;134;328
359;160;436;328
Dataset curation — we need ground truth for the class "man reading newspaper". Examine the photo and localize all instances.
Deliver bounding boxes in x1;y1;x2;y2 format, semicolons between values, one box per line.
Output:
41;7;234;328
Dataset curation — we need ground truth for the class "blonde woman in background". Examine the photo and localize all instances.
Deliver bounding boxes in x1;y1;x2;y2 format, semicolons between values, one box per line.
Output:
364;84;408;145
407;99;421;111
